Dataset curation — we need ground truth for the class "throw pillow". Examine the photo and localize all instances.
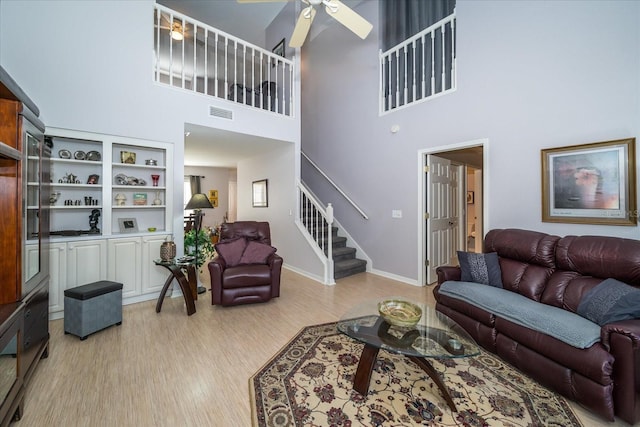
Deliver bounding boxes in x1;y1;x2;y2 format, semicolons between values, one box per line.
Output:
215;237;247;267
577;278;640;326
239;240;276;265
457;251;503;288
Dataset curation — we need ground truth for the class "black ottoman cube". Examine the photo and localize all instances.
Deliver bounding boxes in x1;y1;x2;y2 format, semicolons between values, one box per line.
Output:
64;281;123;340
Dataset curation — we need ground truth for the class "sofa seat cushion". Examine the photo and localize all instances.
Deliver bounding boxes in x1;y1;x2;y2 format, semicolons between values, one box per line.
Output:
435;290;496;328
222;265;271;288
495;317;614;385
439;281;601;349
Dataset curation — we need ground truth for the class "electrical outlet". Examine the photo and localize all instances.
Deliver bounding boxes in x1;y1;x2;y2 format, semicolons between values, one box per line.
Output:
392;210;402;218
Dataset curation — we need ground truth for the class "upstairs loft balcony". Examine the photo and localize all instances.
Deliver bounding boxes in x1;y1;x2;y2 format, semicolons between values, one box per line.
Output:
153;3;295;117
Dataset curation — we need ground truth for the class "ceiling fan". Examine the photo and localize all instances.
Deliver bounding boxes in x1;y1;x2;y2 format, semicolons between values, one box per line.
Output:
155;15;190;41
238;0;373;47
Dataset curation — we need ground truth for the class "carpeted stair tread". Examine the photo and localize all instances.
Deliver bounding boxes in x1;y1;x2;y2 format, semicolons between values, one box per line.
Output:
334;258;367;279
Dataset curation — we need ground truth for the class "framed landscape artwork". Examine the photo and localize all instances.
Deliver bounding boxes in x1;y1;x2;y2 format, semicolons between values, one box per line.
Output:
541;138;636;225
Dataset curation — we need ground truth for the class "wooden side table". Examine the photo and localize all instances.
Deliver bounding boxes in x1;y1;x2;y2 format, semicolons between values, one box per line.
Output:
154;259;197;316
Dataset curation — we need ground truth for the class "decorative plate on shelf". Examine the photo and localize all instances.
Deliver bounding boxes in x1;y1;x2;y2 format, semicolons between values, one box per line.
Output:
86;150;101;161
74;150;86;160
58;149;71;159
378;299;422;327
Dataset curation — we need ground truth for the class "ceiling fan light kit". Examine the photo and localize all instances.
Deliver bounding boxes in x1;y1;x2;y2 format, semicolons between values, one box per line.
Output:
170;22;184;41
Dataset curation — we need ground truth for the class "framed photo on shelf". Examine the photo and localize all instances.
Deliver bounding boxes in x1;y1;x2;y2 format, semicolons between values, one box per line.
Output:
133;193;148;205
252;179;268;207
541;137;637;225
118;218;138;233
120;151;136;164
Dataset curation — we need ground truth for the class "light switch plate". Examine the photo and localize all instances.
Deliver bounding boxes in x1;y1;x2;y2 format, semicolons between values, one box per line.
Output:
392;210;402;218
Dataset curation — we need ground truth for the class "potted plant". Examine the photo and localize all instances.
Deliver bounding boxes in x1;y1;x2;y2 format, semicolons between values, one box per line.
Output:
184;229;215;272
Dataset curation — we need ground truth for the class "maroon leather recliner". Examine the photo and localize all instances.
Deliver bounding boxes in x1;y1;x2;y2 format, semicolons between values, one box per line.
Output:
208;221;282;306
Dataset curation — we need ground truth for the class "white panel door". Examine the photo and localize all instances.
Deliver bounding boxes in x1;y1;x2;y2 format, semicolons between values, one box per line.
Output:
426;155;461;284
107;237;142;298
141;235;171;294
67;239;107;288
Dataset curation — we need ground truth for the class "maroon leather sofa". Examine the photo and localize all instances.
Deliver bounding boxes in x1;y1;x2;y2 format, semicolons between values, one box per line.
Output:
208;221;282;306
434;228;640;424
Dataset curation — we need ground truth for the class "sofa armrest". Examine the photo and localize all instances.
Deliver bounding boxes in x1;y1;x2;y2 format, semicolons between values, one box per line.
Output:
436;266;461;284
601;319;640;424
601;319;640;351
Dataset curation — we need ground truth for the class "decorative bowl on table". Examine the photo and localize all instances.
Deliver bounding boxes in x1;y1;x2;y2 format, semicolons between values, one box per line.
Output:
378;299;422;327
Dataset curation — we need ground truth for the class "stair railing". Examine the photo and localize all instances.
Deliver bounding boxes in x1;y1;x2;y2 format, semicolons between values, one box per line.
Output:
301;151;368;220
296;182;335;285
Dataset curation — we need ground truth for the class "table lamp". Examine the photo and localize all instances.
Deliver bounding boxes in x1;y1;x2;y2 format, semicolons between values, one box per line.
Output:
185;193;214;294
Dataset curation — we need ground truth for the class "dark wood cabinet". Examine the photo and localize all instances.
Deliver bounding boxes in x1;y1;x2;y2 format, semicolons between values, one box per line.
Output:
0;66;49;426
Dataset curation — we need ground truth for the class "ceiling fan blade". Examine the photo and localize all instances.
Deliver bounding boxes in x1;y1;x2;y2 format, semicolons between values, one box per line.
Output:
289;7;316;48
324;0;372;40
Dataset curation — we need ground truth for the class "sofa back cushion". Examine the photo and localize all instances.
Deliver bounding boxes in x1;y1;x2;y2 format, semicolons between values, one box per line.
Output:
542;235;640;311
485;229;560;302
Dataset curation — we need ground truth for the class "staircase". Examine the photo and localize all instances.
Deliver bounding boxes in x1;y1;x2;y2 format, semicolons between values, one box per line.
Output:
326;226;367;279
305;217;367;280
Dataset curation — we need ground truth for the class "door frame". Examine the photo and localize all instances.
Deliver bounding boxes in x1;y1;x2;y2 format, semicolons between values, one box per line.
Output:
417;138;489;286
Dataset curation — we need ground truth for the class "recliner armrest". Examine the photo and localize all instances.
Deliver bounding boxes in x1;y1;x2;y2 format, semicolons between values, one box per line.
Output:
436;266;461;284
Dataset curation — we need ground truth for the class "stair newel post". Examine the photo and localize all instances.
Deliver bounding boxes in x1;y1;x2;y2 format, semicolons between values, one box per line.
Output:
326;203;334;281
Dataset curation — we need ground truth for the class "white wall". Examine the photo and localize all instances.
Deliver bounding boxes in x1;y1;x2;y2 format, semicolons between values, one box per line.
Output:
237;143;324;280
301;0;640;281
0;1;313;272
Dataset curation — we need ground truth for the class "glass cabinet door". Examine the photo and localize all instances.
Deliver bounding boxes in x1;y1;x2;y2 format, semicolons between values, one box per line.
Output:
23;124;43;284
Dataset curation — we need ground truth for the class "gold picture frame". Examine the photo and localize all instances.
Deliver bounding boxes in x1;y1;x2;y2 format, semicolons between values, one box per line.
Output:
208;189;219;207
541;138;636;225
120;151;136;164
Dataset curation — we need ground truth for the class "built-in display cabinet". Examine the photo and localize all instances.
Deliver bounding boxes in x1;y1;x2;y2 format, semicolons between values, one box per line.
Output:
36;128;175;318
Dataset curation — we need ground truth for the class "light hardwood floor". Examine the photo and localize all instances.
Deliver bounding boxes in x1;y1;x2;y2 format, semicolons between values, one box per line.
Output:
16;270;624;426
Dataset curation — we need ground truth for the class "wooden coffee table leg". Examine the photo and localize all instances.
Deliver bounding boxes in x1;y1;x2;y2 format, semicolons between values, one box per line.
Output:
408;356;458;412
353;344;379;395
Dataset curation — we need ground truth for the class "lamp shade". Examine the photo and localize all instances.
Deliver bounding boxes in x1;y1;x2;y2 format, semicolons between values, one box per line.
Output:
185;193;213;210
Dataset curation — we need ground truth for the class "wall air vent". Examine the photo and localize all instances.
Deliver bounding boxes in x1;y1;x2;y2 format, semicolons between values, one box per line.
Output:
209;105;233;120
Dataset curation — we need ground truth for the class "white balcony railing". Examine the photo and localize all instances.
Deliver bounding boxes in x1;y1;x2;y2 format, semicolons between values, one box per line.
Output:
154;3;294;117
379;10;456;114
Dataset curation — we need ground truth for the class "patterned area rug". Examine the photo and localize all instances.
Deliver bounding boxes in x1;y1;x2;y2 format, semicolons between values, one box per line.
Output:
250;322;582;426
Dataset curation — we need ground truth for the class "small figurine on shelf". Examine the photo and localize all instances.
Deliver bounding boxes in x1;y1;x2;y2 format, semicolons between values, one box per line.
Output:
115;193;126;206
153;191;162;206
49;191;61;205
88;209;101;234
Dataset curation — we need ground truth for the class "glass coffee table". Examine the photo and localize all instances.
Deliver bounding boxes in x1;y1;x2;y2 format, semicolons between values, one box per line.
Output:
337;297;479;412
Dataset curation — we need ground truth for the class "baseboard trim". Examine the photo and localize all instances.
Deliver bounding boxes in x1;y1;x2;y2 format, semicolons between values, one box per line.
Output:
369;268;420;287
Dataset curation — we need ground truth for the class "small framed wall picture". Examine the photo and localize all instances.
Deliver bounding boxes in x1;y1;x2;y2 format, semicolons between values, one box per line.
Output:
252;179;268;207
466;191;474;204
272;38;285;67
118;218;138;233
